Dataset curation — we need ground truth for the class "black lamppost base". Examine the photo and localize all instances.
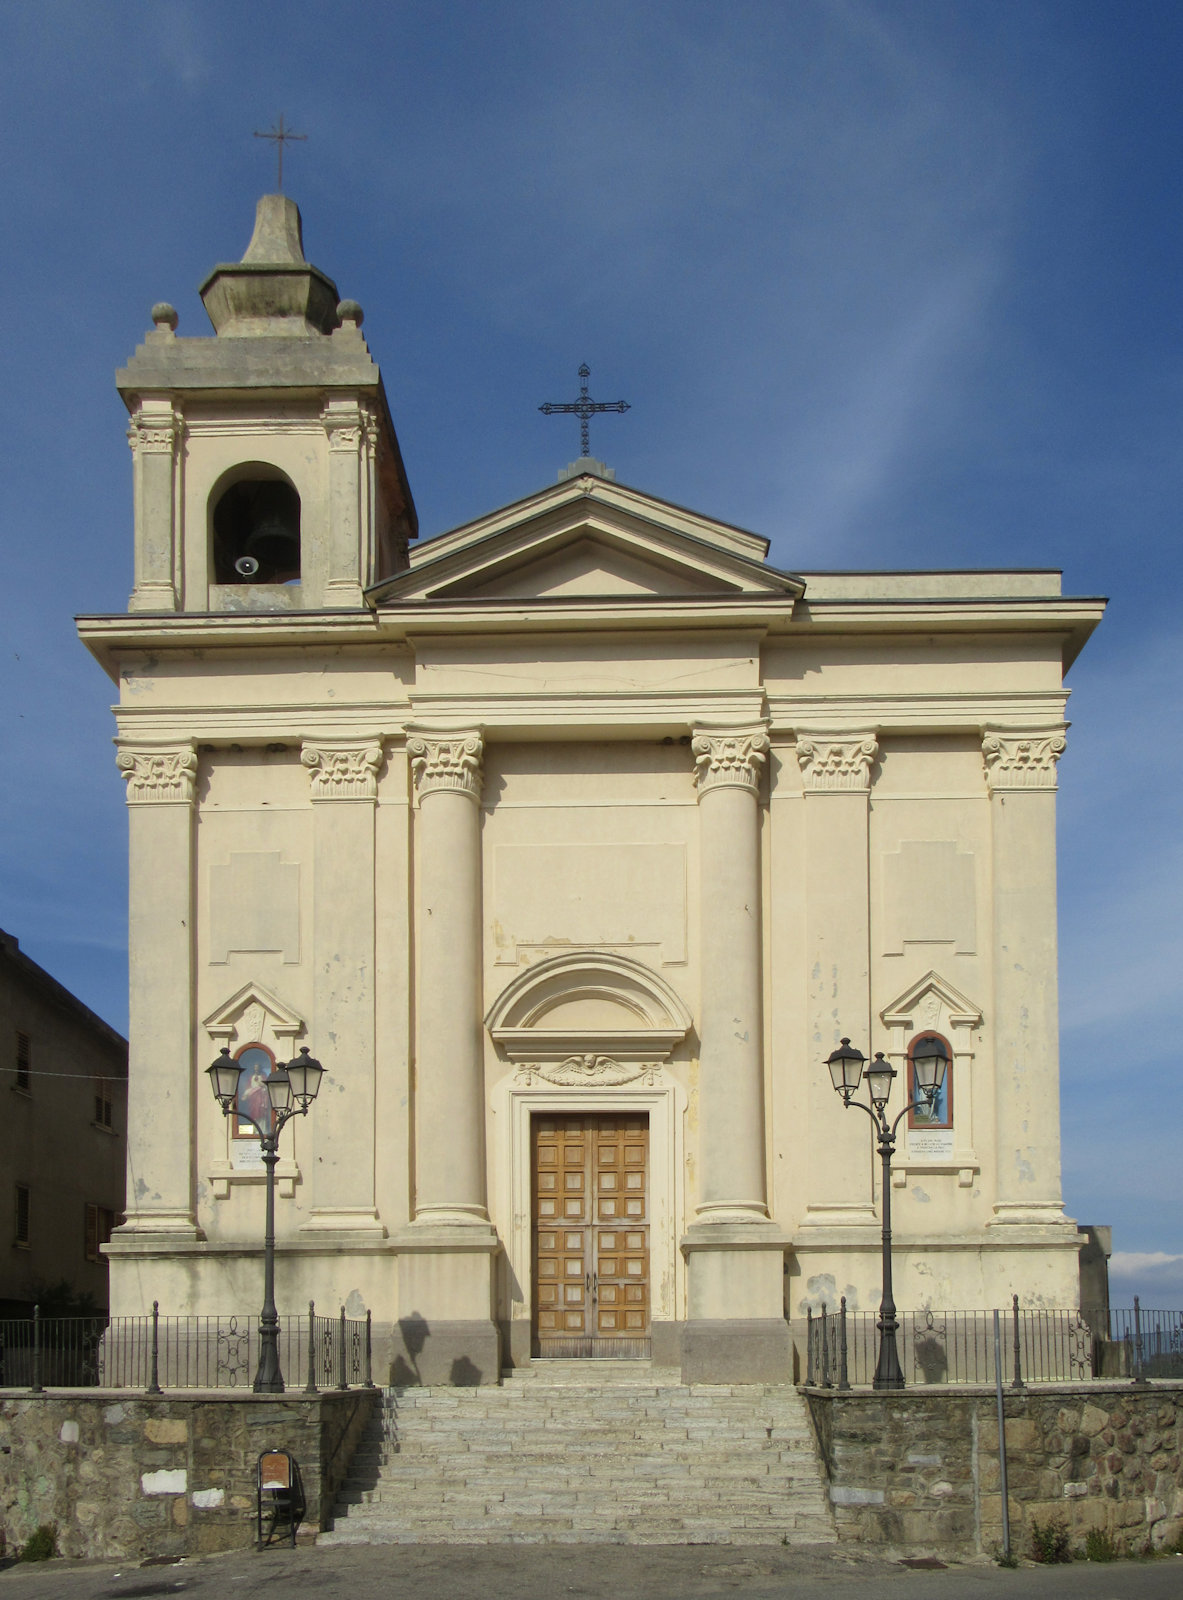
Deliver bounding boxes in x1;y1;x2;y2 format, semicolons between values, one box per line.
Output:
253;1327;286;1393
872;1307;905;1389
872;1370;906;1391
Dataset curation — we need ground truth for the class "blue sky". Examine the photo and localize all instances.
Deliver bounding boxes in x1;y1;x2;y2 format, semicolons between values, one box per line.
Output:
1;1;1180;1305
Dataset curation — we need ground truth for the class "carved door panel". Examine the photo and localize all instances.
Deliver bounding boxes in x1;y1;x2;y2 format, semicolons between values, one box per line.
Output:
532;1113;650;1358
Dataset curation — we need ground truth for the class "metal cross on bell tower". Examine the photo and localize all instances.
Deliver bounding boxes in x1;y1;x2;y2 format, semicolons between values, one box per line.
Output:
253;114;307;192
540;364;630;463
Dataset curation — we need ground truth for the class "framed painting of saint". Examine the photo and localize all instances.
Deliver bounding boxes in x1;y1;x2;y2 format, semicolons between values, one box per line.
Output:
233;1042;278;1140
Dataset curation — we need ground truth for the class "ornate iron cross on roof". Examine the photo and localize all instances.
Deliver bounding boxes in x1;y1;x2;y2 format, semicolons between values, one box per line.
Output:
539;364;630;461
254;115;307;192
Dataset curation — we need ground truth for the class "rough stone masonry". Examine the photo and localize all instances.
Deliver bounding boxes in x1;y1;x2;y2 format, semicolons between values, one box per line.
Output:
0;1390;375;1560
807;1381;1183;1556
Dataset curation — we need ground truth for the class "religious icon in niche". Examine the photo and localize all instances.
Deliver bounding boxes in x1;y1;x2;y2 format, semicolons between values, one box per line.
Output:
234;1042;278;1140
907;1032;953;1129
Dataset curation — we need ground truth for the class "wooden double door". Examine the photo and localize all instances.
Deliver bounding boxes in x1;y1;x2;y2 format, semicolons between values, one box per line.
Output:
532;1113;650;1358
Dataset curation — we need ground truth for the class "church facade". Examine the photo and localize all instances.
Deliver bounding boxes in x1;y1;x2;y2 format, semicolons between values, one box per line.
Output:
78;197;1105;1384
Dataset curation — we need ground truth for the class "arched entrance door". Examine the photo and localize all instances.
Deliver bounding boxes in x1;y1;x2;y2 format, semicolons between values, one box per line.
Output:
487;952;691;1360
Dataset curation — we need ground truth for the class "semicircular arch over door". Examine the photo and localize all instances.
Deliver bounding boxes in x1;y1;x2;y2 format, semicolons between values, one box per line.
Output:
487;950;691;1361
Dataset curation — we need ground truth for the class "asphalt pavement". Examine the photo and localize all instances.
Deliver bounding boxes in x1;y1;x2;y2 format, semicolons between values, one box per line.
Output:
3;1543;1183;1600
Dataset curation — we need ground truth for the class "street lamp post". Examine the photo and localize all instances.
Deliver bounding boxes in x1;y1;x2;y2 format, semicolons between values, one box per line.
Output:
206;1045;326;1393
824;1034;949;1390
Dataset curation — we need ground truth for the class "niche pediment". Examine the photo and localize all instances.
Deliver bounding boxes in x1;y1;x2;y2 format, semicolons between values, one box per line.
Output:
202;981;305;1050
880;971;983;1033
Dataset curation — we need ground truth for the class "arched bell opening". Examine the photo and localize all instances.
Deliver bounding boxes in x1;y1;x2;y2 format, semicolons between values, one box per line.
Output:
211;465;301;585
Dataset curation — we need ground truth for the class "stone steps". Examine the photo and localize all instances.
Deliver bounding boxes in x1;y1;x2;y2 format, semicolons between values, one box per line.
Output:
322;1366;836;1546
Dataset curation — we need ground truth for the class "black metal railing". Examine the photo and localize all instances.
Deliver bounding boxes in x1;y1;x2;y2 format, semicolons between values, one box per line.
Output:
0;1308;107;1389
0;1301;374;1392
804;1298;1181;1387
1087;1302;1183;1381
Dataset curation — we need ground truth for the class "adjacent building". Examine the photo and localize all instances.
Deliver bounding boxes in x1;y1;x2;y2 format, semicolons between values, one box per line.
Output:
77;195;1105;1383
0;930;127;1316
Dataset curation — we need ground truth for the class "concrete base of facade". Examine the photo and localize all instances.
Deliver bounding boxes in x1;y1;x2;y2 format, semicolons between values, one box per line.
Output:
651;1319;682;1367
499;1319;681;1370
680;1317;792;1384
681;1221;789;1385
390;1316;502;1386
785;1229;1083;1320
502;1318;533;1370
390;1222;501;1384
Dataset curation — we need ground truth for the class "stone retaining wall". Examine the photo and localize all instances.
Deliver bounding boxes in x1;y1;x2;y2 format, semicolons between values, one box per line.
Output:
805;1381;1183;1558
0;1388;377;1560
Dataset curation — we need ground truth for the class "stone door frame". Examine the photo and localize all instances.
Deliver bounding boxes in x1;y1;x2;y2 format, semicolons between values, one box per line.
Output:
494;1073;687;1336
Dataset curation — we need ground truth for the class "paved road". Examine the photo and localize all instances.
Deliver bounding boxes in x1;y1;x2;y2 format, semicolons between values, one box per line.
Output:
3;1544;1183;1600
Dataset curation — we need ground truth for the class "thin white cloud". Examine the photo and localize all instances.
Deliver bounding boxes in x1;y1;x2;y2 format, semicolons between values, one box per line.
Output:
1109;1253;1183;1310
1058;629;1183;1034
148;0;207;88
779;252;1003;552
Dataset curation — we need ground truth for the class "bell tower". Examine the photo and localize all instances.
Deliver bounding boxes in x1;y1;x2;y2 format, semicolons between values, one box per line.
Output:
117;194;416;613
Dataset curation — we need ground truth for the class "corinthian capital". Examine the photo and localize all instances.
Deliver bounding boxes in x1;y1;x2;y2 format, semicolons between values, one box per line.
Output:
126;404;182;456
407;730;484;801
982;729;1066;792
691;726;770;798
301;741;384;800
322;400;363;453
795;733;878;793
117;743;198;805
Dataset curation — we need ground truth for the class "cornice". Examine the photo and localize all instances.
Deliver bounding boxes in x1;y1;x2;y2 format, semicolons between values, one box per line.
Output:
113;704;410;745
769;688;1069;734
77;591;1106;647
407;689;769;737
794;596;1106;624
110;686;1074;749
793;596;1106;671
76;599;789;658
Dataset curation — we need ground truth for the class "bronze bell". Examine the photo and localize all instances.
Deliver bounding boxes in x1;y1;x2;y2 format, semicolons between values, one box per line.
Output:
241;483;300;580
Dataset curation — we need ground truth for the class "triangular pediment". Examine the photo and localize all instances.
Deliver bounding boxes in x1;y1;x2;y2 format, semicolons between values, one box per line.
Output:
880;971;983;1031
202;981;305;1043
368;476;803;605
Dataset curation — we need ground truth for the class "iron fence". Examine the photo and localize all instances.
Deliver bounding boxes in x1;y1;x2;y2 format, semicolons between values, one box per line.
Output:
0;1301;374;1392
1087;1304;1183;1381
0;1312;106;1388
804;1298;1183;1387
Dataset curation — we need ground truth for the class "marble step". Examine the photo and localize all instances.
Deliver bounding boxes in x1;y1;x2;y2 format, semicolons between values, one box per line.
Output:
325;1378;836;1547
